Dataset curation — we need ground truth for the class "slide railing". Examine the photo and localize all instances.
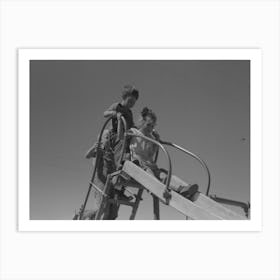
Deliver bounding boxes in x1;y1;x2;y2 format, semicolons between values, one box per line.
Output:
160;141;211;196
78;115;116;219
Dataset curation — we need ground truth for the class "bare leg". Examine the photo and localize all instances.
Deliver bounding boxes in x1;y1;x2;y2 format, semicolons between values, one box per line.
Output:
144;166;198;199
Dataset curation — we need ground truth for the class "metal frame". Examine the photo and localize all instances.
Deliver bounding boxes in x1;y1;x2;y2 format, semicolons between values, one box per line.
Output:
78;115;212;219
78;116;115;219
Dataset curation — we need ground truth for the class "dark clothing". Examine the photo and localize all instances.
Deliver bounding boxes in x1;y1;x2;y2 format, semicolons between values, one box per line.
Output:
106;102;134;133
84;103;135;220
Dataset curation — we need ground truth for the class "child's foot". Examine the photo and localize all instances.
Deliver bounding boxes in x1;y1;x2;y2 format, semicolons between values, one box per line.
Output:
115;189;133;202
179;184;199;199
85;144;97;159
132;159;140;166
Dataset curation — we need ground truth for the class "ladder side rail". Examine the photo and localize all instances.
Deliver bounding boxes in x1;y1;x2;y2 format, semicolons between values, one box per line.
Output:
79;116;114;219
116;116;128;166
161;141;211;196
95;175;114;220
129;188;144;220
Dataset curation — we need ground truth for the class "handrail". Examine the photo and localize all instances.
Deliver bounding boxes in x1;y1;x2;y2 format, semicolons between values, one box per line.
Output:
160;141;211;196
78;116;114;219
79;115;129;219
125;132;172;194
117;116;128;166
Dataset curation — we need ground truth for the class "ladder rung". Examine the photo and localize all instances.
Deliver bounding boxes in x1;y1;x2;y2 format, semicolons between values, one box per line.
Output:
89;181;107;197
110;170;123;177
108;199;136;207
123;188;137;197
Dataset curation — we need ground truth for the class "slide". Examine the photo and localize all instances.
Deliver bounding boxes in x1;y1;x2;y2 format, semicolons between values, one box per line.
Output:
170;175;247;220
122;161;247;220
122;161;222;220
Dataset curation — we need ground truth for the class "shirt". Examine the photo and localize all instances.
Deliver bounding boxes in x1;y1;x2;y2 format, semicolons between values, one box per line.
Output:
106;102;134;133
129;128;159;170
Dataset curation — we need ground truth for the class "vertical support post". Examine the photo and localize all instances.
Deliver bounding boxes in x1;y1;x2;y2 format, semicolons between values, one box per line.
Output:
129;188;143;220
153;195;160;220
95;175;112;220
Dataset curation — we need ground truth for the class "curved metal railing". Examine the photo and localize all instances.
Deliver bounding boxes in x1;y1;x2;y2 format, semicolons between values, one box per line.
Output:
78;116;115;219
116;116;128;166
79;115;132;219
160;141;211;196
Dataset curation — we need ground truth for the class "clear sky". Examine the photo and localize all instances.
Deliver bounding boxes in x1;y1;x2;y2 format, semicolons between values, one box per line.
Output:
30;60;250;220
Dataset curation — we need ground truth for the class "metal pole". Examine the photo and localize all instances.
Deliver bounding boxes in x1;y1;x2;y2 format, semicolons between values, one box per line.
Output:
153;195;160;220
161;141;211;196
79;116;113;219
117;116;127;167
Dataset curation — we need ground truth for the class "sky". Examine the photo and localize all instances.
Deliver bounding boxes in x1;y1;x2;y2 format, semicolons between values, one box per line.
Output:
30;60;250;220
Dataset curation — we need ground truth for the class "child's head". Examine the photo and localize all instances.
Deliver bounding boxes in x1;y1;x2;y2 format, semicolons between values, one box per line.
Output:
138;107;157;134
121;84;139;108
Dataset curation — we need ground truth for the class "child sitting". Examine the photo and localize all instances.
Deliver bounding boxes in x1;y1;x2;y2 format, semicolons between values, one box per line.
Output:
129;107;198;199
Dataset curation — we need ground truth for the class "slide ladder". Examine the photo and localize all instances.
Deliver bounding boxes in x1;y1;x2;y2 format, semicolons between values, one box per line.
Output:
93;170;145;220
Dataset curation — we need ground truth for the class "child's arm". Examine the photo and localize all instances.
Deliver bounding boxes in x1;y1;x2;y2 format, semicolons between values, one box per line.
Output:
152;130;160;142
103;103;119;118
104;110;117;118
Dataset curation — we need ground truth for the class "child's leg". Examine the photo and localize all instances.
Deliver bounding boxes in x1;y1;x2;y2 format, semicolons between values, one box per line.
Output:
151;169;199;199
167;175;198;196
144;165;161;180
85;143;97;158
144;165;198;200
168;175;191;192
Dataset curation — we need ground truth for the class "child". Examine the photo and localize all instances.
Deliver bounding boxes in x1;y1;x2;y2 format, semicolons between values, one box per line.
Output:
129;107;199;200
104;84;139;135
85;85;139;202
86;84;139;158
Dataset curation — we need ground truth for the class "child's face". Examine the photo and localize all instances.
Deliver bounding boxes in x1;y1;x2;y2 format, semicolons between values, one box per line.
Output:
142;116;156;134
123;96;137;108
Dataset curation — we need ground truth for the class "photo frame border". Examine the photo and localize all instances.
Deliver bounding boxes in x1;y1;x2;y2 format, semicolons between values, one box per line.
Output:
18;48;262;232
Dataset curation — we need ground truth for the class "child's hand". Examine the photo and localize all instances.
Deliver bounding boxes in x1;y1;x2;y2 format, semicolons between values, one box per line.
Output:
116;112;122;119
111;111;117;117
104;110;118;118
152;130;160;141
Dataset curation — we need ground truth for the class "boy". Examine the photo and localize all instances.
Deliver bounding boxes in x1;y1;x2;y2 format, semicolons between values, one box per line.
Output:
85;85;139;202
86;84;139;158
104;84;139;135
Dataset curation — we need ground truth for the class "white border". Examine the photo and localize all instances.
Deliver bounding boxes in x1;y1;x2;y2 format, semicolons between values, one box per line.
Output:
18;48;262;231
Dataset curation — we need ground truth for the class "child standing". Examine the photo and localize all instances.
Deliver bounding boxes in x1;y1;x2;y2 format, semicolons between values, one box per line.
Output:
85;85;139;204
104;84;139;135
86;84;139;158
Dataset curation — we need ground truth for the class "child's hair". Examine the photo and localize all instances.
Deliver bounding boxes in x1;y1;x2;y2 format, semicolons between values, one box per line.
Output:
122;84;139;100
138;107;157;127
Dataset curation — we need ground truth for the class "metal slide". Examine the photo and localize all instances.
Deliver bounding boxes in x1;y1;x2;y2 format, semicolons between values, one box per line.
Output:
169;175;246;220
122;161;246;220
